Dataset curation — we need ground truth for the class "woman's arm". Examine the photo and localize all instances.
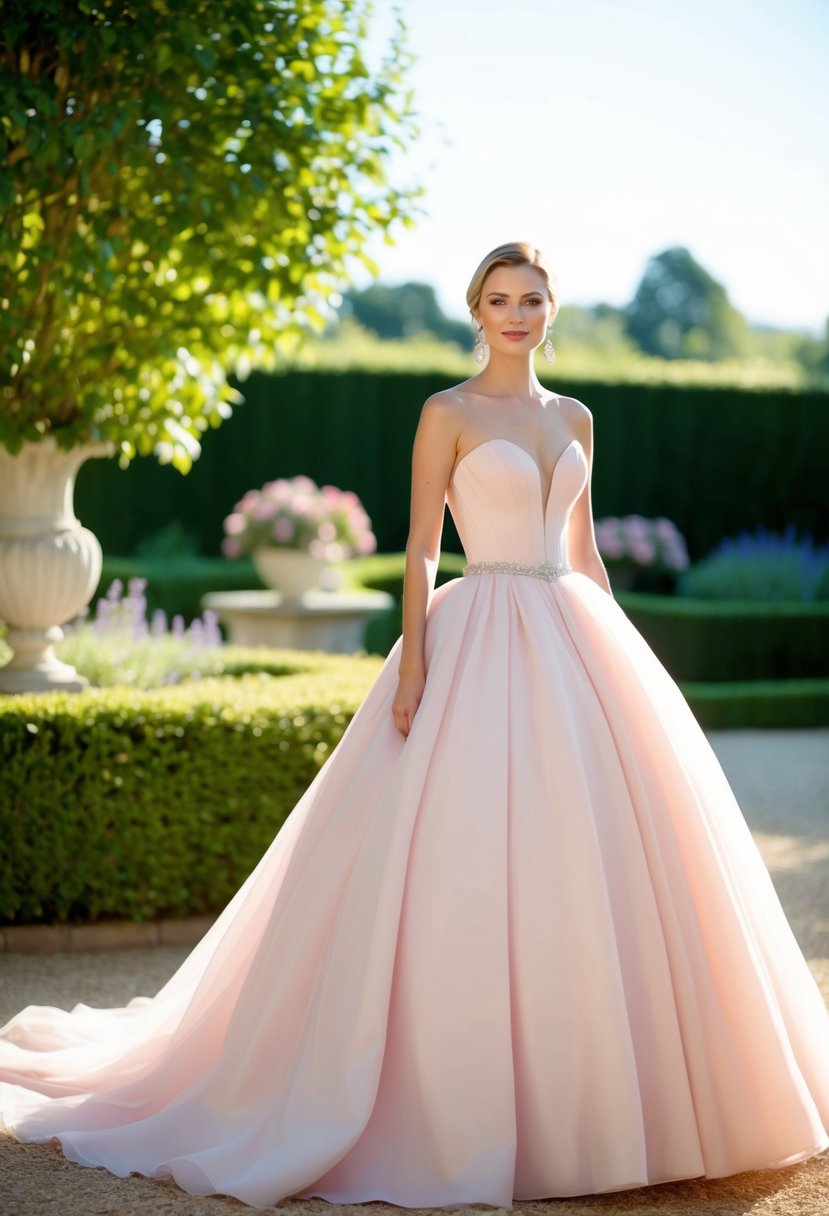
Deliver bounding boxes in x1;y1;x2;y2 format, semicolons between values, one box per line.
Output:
392;396;460;737
565;407;613;596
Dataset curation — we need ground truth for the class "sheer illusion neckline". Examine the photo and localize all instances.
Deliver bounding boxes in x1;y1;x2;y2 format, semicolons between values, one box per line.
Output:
452;437;581;512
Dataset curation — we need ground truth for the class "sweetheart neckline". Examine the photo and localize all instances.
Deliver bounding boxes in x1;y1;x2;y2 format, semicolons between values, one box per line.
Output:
452;437;582;511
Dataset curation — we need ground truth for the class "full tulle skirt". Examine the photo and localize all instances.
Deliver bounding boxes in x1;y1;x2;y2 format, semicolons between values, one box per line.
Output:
1;572;828;1207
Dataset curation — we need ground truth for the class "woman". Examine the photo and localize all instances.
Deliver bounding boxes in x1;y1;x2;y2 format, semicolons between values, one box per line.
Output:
1;242;828;1208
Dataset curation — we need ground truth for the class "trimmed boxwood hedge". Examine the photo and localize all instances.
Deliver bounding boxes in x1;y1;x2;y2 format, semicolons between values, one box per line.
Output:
619;592;829;681
2;646;828;927
679;680;829;729
0;649;381;926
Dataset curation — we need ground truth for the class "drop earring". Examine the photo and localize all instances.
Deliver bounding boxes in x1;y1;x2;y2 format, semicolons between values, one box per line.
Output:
473;325;489;365
543;333;556;364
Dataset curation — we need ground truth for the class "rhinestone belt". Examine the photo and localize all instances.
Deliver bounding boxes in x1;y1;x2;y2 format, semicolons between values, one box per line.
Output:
463;559;572;581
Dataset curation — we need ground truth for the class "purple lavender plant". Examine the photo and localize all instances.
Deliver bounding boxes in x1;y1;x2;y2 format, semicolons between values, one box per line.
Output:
679;525;829;601
151;609;168;638
67;579;224;687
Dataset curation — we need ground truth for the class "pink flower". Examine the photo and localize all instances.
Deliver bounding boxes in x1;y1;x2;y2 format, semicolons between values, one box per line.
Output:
222;474;374;561
303;498;326;521
655;518;679;542
599;534;625;559
665;540;690;570
252;499;276;522
223;512;246;535
624;515;649;540
272;517;295;542
629;538;656;564
289;492;314;516
222;536;242;558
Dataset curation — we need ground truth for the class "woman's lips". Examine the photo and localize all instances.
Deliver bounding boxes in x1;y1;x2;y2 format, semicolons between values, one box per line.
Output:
503;331;529;341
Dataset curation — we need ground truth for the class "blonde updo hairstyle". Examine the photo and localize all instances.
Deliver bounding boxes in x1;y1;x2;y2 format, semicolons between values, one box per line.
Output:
466;242;559;323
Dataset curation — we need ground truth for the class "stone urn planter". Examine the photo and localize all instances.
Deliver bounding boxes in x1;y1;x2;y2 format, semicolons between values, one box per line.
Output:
0;439;111;694
252;548;329;601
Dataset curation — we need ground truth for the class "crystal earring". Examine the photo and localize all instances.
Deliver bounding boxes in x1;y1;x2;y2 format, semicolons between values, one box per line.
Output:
543;334;556;364
473;325;489;365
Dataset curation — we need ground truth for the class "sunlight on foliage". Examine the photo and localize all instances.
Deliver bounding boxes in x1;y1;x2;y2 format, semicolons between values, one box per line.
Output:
277;318;812;390
0;0;420;469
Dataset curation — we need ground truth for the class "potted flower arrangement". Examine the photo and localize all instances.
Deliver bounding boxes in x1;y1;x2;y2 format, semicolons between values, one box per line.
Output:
222;476;377;599
594;515;690;592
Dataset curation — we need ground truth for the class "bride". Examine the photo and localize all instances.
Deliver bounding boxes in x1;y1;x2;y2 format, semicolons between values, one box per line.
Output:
2;242;828;1209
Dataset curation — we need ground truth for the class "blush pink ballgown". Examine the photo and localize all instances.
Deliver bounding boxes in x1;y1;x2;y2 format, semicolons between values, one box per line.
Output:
2;438;828;1208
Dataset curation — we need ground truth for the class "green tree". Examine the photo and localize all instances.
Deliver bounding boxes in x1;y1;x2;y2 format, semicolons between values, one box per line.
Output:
551;302;640;360
791;316;829;382
625;246;749;361
341;281;471;348
0;0;417;469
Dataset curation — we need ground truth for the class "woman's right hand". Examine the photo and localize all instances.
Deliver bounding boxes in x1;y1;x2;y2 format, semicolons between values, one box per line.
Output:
392;669;426;738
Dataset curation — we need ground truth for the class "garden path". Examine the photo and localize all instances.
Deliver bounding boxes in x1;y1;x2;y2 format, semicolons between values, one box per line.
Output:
1;729;828;1216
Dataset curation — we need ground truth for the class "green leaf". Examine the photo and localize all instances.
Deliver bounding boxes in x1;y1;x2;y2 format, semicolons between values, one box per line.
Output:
0;0;419;468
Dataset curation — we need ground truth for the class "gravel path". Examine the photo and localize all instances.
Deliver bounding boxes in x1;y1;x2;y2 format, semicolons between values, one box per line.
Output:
2;729;828;1216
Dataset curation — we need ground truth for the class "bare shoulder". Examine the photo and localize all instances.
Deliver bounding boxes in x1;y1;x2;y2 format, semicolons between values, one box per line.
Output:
422;384;465;414
418;385;469;437
556;393;592;426
556;394;593;444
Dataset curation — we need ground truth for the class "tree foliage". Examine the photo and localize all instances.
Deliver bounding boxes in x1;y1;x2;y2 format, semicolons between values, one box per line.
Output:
624;246;749;362
341;281;471;347
0;0;418;468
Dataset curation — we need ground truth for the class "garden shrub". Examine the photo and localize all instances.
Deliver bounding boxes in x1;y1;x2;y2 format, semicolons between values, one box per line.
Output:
678;525;829;601
618;592;829;682
681;680;829;730
2;641;827;929
0;650;381;925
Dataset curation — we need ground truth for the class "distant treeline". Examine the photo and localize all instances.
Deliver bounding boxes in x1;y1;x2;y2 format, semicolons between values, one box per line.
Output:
340;247;828;379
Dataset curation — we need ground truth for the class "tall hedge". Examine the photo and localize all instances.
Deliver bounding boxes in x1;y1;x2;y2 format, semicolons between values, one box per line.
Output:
74;371;829;560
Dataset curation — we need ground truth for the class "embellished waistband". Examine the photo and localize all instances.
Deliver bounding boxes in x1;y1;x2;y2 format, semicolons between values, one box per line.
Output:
463;559;572;581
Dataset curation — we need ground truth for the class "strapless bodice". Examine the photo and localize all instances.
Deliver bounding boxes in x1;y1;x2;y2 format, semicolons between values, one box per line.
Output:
446;437;588;568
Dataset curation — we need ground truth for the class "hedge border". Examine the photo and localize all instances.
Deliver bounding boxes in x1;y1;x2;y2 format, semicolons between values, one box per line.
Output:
3;646;827;928
0;650;382;926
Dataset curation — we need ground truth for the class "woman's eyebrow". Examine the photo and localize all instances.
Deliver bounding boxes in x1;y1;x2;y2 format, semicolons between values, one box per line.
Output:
486;291;542;299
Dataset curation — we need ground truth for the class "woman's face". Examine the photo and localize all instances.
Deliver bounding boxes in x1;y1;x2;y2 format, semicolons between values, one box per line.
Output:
474;264;552;357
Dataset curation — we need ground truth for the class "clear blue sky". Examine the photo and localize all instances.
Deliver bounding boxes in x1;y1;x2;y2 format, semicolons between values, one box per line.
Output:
361;0;828;334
